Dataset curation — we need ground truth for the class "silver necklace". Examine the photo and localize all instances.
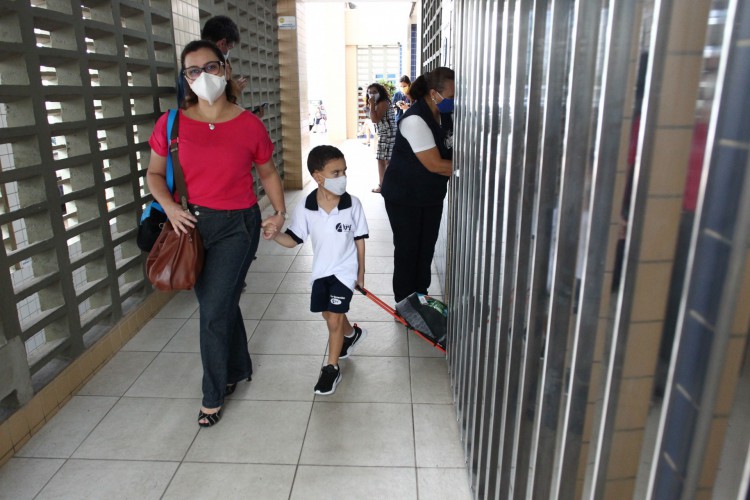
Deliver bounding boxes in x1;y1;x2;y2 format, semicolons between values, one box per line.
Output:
209;123;215;130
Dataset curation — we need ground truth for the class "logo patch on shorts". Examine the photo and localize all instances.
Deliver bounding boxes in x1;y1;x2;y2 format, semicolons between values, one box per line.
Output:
330;295;344;305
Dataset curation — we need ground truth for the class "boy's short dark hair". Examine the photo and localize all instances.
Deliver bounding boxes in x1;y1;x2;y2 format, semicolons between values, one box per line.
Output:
201;15;240;44
307;145;344;174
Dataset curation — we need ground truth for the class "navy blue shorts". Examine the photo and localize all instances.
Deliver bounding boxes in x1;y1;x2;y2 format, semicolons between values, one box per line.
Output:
310;275;353;313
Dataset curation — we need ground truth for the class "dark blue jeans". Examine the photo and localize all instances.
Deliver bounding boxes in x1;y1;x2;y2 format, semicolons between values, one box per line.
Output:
192;204;260;408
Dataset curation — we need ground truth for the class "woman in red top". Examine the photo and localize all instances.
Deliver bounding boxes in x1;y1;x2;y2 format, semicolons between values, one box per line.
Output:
147;40;287;427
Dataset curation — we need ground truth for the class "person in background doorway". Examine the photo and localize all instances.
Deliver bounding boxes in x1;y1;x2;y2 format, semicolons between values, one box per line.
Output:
358;88;376;146
392;75;412;123
367;83;397;193
380;67;455;303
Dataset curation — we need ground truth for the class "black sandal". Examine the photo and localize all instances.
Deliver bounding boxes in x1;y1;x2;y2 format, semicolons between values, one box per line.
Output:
225;375;252;397
198;408;223;427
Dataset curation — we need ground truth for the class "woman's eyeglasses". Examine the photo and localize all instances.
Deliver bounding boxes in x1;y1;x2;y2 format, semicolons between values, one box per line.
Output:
183;61;224;80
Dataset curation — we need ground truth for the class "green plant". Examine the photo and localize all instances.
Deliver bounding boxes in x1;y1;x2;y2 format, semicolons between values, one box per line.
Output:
377;79;397;98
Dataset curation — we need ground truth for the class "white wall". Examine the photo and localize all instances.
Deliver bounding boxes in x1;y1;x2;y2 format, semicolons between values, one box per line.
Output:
305;1;414;142
305;3;348;143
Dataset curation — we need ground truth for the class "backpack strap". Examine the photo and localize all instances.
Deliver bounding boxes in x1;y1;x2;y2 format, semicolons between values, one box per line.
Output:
140;109;178;222
165;109;177;193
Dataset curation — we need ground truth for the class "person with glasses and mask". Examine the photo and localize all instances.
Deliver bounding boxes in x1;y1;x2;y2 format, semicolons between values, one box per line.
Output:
146;40;287;427
380;67;455;305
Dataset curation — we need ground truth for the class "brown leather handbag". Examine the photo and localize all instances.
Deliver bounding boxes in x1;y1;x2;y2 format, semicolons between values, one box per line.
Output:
146;113;204;291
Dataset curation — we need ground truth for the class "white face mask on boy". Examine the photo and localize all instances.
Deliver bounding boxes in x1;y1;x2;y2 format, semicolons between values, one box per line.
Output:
322;176;347;196
189;72;227;105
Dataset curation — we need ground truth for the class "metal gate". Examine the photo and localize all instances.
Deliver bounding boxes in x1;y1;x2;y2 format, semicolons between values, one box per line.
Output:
444;0;750;498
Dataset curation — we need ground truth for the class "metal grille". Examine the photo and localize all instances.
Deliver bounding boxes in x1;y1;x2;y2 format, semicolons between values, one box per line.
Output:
445;0;750;498
0;0;281;410
0;0;177;376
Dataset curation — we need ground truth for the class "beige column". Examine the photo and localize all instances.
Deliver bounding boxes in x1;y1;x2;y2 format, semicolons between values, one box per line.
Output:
277;0;310;190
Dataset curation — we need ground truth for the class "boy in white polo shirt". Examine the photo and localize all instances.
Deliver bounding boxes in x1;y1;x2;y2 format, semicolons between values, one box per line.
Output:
263;145;368;395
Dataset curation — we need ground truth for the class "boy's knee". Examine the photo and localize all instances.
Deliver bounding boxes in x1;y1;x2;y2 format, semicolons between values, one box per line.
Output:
323;311;345;327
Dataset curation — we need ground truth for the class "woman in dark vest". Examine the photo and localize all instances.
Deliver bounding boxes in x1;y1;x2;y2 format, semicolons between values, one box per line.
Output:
380;67;455;303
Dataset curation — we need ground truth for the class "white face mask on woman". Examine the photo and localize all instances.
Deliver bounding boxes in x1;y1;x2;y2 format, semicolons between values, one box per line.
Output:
189;72;227;105
322;175;347;196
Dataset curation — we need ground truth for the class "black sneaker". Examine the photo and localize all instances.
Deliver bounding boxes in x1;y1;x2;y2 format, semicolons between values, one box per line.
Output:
339;324;367;359
314;364;341;395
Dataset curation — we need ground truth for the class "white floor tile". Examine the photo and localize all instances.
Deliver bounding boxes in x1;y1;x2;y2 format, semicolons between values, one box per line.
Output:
364;240;395;257
36;459;178;500
410;357;453;404
288;255;313;273
154;292;199;319
228;354;322;401
238;293;274;320
16;396;118;459
247;254;295;273
341;321;409;357
255;238;301;256
243;271;285;293
164;463;295;500
300;402;415;467
1;145;475;498
417;467;473;500
408;333;447;358
291;465;417;500
125;352;203;399
276;272;312;294
0;458;64;500
324;357;411;404
350;293;397;322
365;255;395;273
413;404;466;468
263;294;320;321
121;318;186;352
72;397;199;461
248;320;328;355
185;400;311;464
78;351;157;396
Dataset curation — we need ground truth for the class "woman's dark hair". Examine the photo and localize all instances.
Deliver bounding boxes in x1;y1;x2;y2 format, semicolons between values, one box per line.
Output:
409;67;455;101
307;145;345;174
399;75;411;85
180;40;238;108
367;83;391;103
201;15;240;45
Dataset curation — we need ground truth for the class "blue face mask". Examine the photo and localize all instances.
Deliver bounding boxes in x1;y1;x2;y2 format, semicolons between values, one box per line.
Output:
437;97;454;114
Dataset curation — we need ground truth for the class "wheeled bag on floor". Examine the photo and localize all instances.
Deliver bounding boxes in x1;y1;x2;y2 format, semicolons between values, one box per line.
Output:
356;286;447;353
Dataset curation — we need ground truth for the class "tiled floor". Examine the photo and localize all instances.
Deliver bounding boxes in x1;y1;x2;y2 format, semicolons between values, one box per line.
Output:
0;139;471;500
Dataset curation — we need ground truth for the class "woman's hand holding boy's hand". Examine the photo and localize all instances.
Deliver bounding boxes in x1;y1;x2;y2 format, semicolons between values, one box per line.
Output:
261;219;279;240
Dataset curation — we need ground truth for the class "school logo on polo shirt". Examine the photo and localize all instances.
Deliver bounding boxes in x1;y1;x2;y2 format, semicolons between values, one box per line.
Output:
335;222;352;232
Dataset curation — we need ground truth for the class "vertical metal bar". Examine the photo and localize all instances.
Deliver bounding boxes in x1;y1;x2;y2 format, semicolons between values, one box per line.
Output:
469;1;505;495
507;1;551;498
523;0;574;496
476;0;519;496
588;0;675;496
491;0;536;497
554;0;639;497
535;0;604;496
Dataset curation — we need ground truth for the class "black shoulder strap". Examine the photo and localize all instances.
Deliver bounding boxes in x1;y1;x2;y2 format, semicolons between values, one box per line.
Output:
168;113;189;209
